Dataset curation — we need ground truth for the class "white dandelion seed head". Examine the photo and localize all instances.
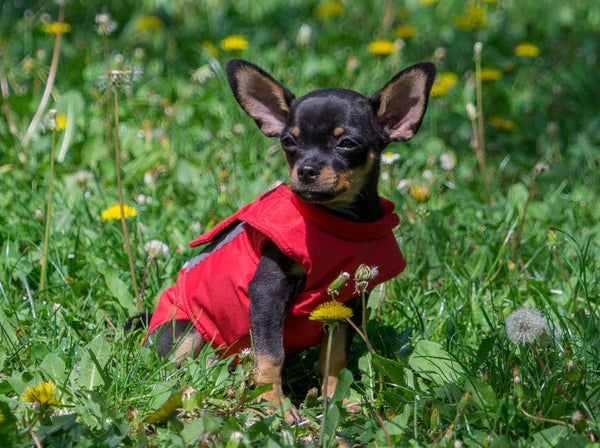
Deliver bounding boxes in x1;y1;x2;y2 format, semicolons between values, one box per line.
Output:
144;239;169;259
505;308;549;345
439;151;457;171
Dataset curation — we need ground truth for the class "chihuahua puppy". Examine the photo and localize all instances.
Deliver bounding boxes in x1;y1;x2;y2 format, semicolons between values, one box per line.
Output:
144;59;435;423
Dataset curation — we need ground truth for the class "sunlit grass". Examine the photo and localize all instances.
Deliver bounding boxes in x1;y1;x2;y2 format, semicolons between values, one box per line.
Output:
1;0;599;446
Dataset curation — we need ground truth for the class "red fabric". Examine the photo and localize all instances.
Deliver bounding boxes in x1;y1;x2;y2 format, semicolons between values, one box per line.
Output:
148;184;406;356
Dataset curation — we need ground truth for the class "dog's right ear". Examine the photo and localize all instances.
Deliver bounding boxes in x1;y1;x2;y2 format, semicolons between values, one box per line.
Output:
226;59;296;137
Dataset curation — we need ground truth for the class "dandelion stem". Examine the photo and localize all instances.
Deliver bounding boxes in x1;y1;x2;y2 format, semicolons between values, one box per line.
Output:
28;426;43;448
511;163;545;260
103;35;112;155
22;2;65;153
139;256;153;304
113;89;141;309
320;327;334;447
529;342;570;399
345;317;375;354
360;291;373;352
473;43;490;201
39;128;56;293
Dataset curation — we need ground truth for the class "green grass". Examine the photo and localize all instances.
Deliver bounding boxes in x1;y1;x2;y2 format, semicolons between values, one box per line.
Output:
1;0;600;446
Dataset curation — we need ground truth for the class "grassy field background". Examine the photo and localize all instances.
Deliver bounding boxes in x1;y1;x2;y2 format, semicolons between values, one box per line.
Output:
1;0;600;446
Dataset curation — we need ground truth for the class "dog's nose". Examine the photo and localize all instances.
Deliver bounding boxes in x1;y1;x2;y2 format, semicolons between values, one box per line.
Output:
297;164;319;183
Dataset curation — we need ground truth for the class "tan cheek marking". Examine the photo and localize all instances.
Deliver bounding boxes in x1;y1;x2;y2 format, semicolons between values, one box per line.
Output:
291;127;300;137
319;165;339;187
333;127;345;137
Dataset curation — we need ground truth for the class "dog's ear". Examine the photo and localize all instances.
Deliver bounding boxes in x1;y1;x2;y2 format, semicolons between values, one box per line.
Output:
226;59;296;137
370;62;436;142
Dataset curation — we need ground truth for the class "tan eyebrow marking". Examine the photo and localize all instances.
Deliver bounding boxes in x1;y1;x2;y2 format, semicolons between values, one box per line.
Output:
333;127;345;137
291;127;300;137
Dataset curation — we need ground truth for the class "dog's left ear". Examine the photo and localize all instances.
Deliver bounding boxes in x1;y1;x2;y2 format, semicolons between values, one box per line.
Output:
370;62;436;142
226;59;296;137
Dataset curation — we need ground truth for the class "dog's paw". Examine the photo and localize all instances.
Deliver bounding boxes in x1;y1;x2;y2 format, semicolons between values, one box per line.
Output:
257;389;306;425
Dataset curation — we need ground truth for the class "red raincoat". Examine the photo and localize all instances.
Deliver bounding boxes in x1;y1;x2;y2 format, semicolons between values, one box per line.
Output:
148;184;406;355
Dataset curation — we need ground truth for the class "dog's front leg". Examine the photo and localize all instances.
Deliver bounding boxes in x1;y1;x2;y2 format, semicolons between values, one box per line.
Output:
248;242;305;423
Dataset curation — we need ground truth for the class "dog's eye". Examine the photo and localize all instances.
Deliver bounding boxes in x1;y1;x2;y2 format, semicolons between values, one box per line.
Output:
337;138;358;149
281;136;296;148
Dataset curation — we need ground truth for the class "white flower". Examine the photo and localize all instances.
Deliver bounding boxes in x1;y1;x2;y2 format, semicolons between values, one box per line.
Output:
439;151;457;171
505;308;549;345
396;178;412;194
381;151;401;165
73;170;94;185
296;24;312;46
144;240;169;259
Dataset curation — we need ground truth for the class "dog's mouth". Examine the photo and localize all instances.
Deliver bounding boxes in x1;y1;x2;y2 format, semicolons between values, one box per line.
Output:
292;186;342;204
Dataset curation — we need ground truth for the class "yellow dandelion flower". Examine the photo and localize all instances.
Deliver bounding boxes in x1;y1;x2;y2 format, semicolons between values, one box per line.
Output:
515;42;540;58
315;1;344;19
22;57;35;73
453;5;486;30
491;116;517;132
41;22;71;35
21;380;61;407
430;72;458;97
202;41;219;57
54;114;67;132
135;15;164;34
220;35;248;51
309;301;353;323
368;39;397;55
393;25;418;39
101;204;137;220
479;68;503;81
411;184;431;203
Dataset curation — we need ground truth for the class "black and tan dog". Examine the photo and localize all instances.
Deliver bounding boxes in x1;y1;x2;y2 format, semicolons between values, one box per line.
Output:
142;59;435;422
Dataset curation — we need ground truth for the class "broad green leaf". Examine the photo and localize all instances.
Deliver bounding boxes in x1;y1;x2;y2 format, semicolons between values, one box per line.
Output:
408;340;465;385
144;392;182;424
532;425;569;447
371;353;405;385
99;265;138;315
463;377;497;410
76;336;111;389
331;368;352;403
40;352;67;384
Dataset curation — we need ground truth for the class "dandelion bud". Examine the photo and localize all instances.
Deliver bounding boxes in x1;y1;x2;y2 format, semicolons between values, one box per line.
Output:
354;264;378;294
327;272;350;297
466;102;477;121
457;390;472;412
512;366;525;400
411;184;431;203
126;406;140;423
474;42;483;60
430;407;440;429
443;423;455;440
181;384;198;411
563;357;582;383
571;411;588;433
354;264;378;282
547;228;558;249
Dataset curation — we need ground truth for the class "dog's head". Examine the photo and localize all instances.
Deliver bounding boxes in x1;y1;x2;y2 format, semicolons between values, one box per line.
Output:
226;59;436;214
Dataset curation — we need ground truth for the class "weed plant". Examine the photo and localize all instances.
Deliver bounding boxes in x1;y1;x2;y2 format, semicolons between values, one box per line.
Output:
1;0;600;446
